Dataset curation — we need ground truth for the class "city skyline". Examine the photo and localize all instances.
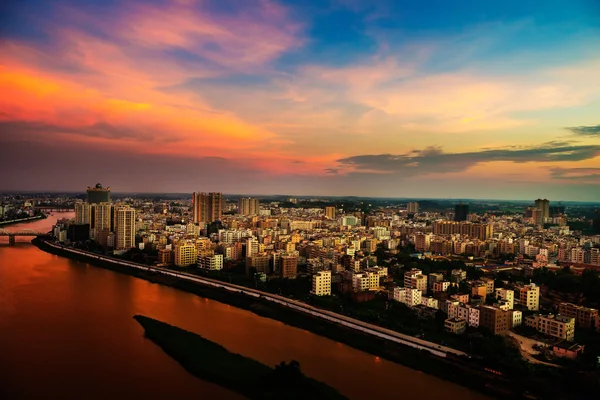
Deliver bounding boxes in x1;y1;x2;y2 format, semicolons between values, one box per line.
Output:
1;0;600;200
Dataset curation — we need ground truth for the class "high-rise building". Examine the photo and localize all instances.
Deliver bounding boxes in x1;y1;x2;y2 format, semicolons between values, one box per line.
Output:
407;202;419;213
534;199;550;220
238;198;260;216
192;192;223;223
325;206;337;220
454;203;469;222
115;206;136;250
531;208;543;227
86;183;111;204
74;200;91;225
311;271;331;296
94;202;112;231
525;314;575;341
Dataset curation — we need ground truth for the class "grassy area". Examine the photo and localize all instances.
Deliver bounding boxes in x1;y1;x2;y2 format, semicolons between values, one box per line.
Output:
133;315;347;400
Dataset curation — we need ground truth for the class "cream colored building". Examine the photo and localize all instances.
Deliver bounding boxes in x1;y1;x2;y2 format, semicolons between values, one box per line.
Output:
74;200;91;225
311;271;331;296
525;314;575;341
115;206;136;250
198;254;223;270
495;288;514;309
518;283;540;311
174;241;197;267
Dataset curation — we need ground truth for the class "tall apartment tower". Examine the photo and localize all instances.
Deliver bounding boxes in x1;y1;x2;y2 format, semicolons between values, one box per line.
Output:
86;183;111;204
94;202;112;231
74;200;92;225
454;203;469;222
115;206;136;250
534;199;550;220
407;202;419;213
192;192;223;223
325;206;337;219
238;197;260;216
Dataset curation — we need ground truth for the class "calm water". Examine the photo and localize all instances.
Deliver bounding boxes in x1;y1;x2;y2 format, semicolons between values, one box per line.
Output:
0;213;486;399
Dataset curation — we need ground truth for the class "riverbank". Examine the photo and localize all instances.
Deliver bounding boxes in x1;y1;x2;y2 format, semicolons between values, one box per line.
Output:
134;315;347;399
32;238;583;399
0;214;45;227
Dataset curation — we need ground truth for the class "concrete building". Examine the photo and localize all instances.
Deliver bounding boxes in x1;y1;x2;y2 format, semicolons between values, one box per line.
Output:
174;242;197;267
238;198;260;216
428;273;444;289
393;287;422;307
404;269;427;293
407;202;419;213
74;200;92;225
534;198;550;221
86;183;111;204
450;269;467;283
311;271;331;296
325;206;337;220
199;254;223;271
510;310;523;327
525;314;575;341
518;283;540;311
192;192;223;224
495;288;514;309
445;318;467;334
433;281;450;293
93;202;112;232
279;255;298;279
558;303;598;329
115;206;136;250
479;306;510;335
246;254;270;275
421;296;439;309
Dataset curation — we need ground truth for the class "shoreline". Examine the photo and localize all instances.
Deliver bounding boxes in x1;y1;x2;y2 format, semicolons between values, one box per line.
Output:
134;314;347;399
32;238;553;399
0;215;46;227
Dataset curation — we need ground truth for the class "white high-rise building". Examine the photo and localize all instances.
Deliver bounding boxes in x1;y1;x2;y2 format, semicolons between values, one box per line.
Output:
246;237;259;257
74;200;91;225
115;206;136;250
495;288;515;309
311;271;331;296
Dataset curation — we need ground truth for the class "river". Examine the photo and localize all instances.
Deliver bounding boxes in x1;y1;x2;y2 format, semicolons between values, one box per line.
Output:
0;213;486;399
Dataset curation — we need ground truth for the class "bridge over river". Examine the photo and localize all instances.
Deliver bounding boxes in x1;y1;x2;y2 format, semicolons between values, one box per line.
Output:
0;229;47;245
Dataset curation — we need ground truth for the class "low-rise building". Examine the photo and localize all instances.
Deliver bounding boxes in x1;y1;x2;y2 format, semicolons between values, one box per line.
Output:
552;341;585;359
558;303;598;329
479;306;510;335
445;318;467;334
525;314;575;341
311;271;331;296
393;287;422;307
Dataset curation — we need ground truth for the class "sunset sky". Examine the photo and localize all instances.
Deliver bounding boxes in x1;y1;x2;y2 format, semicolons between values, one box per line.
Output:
1;0;599;200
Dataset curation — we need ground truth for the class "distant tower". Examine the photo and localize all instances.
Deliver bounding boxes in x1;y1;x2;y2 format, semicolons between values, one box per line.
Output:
407;202;419;213
86;183;111;204
325;206;337;219
534;199;550;221
238;198;260;216
454;203;469;222
193;192;223;224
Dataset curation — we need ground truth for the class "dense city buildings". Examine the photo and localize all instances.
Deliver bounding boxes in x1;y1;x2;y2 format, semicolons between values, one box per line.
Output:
39;186;600;382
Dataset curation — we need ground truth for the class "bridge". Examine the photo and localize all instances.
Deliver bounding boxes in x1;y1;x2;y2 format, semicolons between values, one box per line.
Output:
0;229;47;245
34;205;74;212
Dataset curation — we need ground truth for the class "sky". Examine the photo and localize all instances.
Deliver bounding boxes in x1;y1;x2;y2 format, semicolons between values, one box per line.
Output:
1;0;599;200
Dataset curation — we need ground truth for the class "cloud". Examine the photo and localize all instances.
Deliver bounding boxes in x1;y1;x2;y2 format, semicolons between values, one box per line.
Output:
337;143;600;176
550;167;600;181
565;124;600;136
